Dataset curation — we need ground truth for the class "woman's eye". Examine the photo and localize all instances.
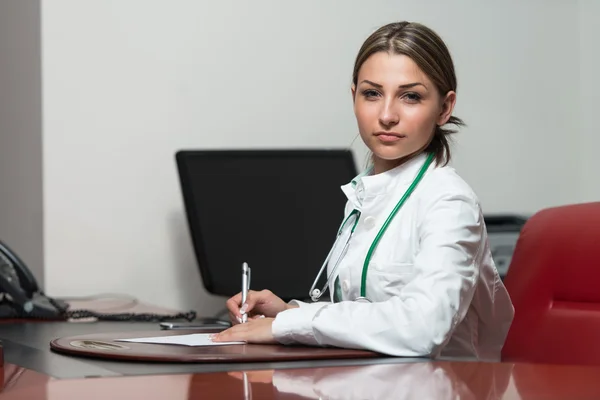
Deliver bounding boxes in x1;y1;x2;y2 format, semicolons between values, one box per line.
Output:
403;92;421;103
362;89;380;99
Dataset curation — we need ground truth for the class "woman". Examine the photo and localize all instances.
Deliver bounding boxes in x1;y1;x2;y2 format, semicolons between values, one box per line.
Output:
212;21;514;361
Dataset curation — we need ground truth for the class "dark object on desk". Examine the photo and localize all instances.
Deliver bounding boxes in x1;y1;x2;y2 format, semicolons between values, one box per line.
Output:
49;329;380;363
176;149;358;302
0;240;195;322
0;240;67;319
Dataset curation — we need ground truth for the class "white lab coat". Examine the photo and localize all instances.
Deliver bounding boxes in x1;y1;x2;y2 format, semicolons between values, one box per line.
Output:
271;152;514;361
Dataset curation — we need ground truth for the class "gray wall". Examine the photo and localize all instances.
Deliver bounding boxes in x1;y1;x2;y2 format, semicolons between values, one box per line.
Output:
0;0;44;287
40;1;583;311
580;0;600;202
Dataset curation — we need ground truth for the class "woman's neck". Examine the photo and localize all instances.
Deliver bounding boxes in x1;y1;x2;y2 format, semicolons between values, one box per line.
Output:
372;153;419;175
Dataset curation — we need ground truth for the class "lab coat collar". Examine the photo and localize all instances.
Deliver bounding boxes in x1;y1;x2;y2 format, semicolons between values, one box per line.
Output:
341;152;433;208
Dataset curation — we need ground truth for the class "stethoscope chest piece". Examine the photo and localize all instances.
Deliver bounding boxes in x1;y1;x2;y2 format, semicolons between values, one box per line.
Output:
310;288;322;302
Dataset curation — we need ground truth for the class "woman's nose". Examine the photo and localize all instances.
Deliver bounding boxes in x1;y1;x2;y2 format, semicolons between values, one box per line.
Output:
378;102;399;128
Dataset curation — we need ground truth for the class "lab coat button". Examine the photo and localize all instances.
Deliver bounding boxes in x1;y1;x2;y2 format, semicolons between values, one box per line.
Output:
363;216;376;229
342;280;350;292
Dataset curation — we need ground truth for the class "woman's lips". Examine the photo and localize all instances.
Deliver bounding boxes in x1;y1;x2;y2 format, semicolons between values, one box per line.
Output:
374;132;406;142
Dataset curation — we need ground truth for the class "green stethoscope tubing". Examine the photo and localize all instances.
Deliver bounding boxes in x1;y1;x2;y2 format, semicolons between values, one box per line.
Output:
337;152;435;300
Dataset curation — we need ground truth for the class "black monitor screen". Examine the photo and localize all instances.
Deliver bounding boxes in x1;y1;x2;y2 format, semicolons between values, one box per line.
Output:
176;149;358;301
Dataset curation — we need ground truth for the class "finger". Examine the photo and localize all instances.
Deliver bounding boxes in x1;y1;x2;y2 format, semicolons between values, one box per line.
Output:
240;291;261;316
212;325;247;342
225;292;243;317
226;290;259;318
228;311;242;325
249;314;265;320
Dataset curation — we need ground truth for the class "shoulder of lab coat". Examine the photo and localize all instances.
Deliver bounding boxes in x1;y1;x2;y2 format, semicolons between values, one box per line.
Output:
272;165;493;357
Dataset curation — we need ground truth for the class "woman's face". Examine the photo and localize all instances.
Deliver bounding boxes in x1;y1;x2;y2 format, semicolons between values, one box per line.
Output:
352;52;456;173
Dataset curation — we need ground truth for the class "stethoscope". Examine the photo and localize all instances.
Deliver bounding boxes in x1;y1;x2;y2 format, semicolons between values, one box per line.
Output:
309;152;434;303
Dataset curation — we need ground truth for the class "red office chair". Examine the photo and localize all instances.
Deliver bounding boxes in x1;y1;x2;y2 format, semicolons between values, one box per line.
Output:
502;202;600;365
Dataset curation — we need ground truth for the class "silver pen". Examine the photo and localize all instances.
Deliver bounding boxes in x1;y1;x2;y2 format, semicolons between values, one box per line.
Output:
241;262;251;323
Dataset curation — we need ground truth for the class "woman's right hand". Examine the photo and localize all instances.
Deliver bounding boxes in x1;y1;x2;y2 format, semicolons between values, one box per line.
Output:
225;289;295;325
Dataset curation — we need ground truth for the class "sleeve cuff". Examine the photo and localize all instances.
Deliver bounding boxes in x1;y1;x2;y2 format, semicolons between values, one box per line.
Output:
272;302;330;346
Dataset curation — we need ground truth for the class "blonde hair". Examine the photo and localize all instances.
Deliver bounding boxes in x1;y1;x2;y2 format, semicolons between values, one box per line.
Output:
353;21;465;166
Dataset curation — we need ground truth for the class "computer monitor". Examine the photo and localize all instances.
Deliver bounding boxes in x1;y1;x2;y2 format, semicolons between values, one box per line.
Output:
176;149;358;301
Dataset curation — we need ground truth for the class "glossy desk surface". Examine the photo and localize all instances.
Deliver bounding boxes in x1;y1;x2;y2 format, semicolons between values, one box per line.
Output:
4;359;600;399
3;299;600;399
2;299;435;379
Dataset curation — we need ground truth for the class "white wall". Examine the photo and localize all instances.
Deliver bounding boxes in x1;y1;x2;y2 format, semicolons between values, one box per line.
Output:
40;1;582;314
580;0;600;202
0;0;44;286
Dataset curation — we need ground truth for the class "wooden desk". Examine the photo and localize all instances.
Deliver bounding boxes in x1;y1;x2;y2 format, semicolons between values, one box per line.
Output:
0;299;426;379
3;359;600;399
5;300;599;398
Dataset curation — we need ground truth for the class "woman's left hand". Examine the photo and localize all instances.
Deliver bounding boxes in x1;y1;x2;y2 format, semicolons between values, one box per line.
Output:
211;317;277;344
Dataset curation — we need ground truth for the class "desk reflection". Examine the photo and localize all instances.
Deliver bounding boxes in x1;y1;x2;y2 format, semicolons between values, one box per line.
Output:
1;364;51;399
224;361;513;400
4;360;600;399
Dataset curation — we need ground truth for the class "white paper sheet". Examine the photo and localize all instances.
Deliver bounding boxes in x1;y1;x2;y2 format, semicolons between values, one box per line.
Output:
115;333;246;347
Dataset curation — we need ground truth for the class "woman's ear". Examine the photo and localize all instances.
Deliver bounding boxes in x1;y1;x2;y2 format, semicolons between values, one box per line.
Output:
437;91;456;126
351;84;357;104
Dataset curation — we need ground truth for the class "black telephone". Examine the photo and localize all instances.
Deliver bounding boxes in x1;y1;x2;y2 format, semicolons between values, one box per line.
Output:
0;240;196;322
